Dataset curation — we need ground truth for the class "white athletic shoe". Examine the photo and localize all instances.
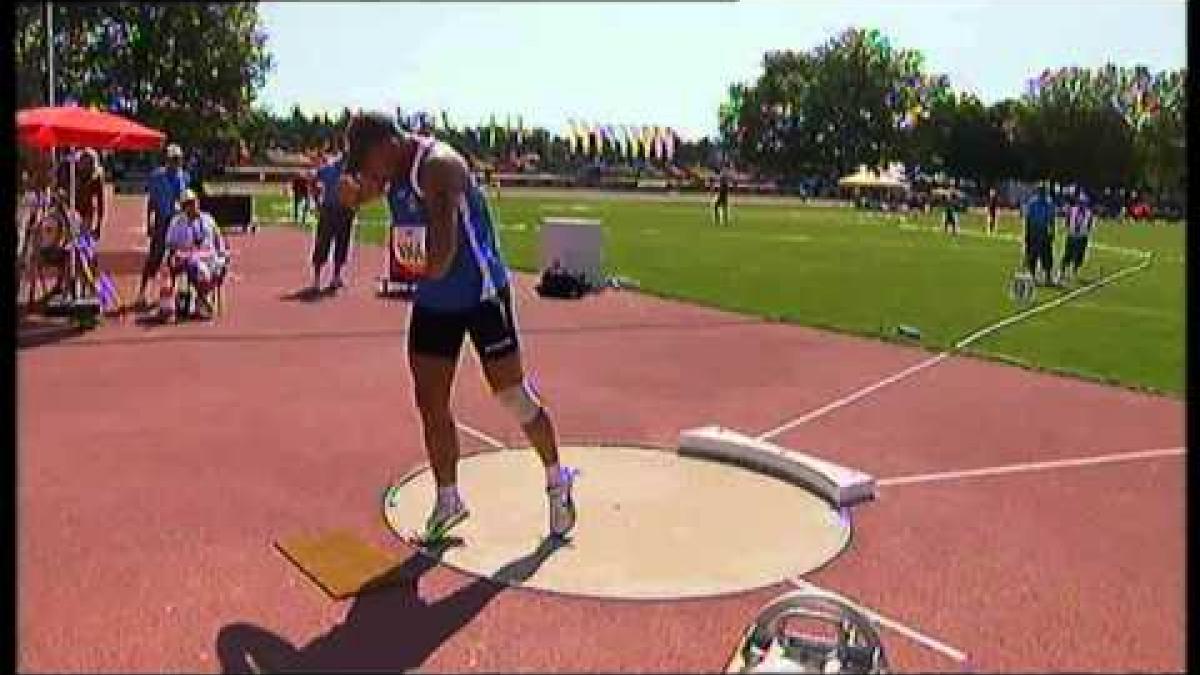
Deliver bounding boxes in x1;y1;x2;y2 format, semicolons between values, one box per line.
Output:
547;469;578;538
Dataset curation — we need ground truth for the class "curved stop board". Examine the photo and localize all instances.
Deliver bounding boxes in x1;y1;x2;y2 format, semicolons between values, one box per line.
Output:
677;426;876;508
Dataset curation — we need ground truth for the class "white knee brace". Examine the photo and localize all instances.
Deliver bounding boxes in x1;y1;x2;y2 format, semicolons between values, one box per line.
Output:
497;377;544;426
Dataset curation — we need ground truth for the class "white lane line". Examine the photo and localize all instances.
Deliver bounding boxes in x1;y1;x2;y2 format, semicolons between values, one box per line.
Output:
952;256;1153;350
789;577;972;667
755;353;948;441
878;446;1185;488
456;422;506;450
756;255;1153;441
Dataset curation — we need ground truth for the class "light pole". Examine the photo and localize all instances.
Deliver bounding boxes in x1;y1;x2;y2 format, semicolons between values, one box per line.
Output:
45;1;54;106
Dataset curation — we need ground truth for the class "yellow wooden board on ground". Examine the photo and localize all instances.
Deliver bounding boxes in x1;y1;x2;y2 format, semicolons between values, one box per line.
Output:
274;529;402;600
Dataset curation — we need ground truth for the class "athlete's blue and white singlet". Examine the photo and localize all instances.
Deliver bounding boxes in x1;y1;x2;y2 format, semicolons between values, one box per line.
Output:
386;137;509;311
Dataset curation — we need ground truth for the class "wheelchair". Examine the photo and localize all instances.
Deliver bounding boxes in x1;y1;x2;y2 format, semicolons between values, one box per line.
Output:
728;589;890;674
165;250;231;320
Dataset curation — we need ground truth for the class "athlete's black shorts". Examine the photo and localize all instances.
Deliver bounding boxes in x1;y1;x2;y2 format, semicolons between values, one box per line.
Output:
408;285;520;362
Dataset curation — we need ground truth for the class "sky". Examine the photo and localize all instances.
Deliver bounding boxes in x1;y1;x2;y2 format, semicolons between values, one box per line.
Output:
258;0;1187;140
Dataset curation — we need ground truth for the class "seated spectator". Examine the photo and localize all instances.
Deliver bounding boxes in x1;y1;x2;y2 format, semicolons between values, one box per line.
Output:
158;190;229;320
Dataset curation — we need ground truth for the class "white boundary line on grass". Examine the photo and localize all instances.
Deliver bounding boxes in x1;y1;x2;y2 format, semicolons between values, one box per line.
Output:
878;446;1185;488
788;577;973;667
950;255;1152;349
756;254;1154;441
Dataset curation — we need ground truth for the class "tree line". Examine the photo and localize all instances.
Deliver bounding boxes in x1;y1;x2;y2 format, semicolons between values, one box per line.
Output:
719;28;1186;200
15;5;1184;198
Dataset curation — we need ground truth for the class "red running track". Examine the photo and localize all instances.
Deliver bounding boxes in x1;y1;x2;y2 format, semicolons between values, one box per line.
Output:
18;207;1184;672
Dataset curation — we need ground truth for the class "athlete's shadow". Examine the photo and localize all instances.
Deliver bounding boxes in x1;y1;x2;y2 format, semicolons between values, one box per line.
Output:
215;536;568;673
279;286;337;303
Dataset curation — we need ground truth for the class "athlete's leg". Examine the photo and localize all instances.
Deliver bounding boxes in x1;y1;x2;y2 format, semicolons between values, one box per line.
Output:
471;289;574;536
481;350;560;470
470;291;560;470
410;352;461;487
408;305;471;540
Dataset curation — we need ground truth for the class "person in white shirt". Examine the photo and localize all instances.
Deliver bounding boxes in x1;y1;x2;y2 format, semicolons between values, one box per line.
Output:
1060;192;1095;284
159;189;229;319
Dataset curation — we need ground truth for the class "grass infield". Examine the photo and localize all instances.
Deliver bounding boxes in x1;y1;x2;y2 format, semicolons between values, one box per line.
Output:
254;189;1183;397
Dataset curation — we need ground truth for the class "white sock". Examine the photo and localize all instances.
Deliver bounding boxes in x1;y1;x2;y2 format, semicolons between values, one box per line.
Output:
545;464;564;489
436;485;461;510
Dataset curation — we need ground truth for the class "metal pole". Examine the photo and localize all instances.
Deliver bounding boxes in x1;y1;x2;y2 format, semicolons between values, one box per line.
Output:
45;1;57;190
45;1;54;106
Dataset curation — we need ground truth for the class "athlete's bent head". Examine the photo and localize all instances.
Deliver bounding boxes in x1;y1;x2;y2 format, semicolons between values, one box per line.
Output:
340;112;414;209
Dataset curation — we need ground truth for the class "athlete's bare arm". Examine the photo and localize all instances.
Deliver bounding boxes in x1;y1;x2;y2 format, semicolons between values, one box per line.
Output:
419;152;469;280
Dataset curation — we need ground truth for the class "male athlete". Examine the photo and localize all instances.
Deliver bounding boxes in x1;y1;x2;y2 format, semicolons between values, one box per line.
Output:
338;113;576;542
713;169;732;226
985;188;999;235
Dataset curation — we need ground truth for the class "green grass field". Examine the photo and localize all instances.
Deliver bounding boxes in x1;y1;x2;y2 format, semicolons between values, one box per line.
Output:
254;190;1184;397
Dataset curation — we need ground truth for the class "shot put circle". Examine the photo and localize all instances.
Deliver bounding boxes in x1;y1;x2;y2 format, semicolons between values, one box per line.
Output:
383;445;852;600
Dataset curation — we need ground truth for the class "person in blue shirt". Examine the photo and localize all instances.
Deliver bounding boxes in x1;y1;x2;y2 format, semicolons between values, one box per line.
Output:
137;143;191;307
1023;184;1057;285
338;113;576;544
309;149;357;292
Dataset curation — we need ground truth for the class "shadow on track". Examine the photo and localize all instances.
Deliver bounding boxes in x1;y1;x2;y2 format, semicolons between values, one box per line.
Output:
215;536;567;673
279;286;338;303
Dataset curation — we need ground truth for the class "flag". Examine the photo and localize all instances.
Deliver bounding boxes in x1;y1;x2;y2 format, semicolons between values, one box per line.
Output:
568;120;579;154
580;122;592;156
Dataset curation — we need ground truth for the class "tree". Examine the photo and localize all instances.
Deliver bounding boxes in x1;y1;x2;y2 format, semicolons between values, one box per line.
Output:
719;28;949;181
1017;65;1166;193
14;2;274;150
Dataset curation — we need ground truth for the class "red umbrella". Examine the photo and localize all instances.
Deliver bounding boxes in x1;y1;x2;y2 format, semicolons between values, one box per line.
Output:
17;105;166;151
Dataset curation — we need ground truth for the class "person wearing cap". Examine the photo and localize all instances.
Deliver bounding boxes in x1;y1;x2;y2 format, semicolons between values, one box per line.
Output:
137;143;191;307
159;189;229;320
1060;191;1095;284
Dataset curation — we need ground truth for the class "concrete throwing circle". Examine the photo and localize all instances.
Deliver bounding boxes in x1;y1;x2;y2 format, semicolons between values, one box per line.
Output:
384;445;851;600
